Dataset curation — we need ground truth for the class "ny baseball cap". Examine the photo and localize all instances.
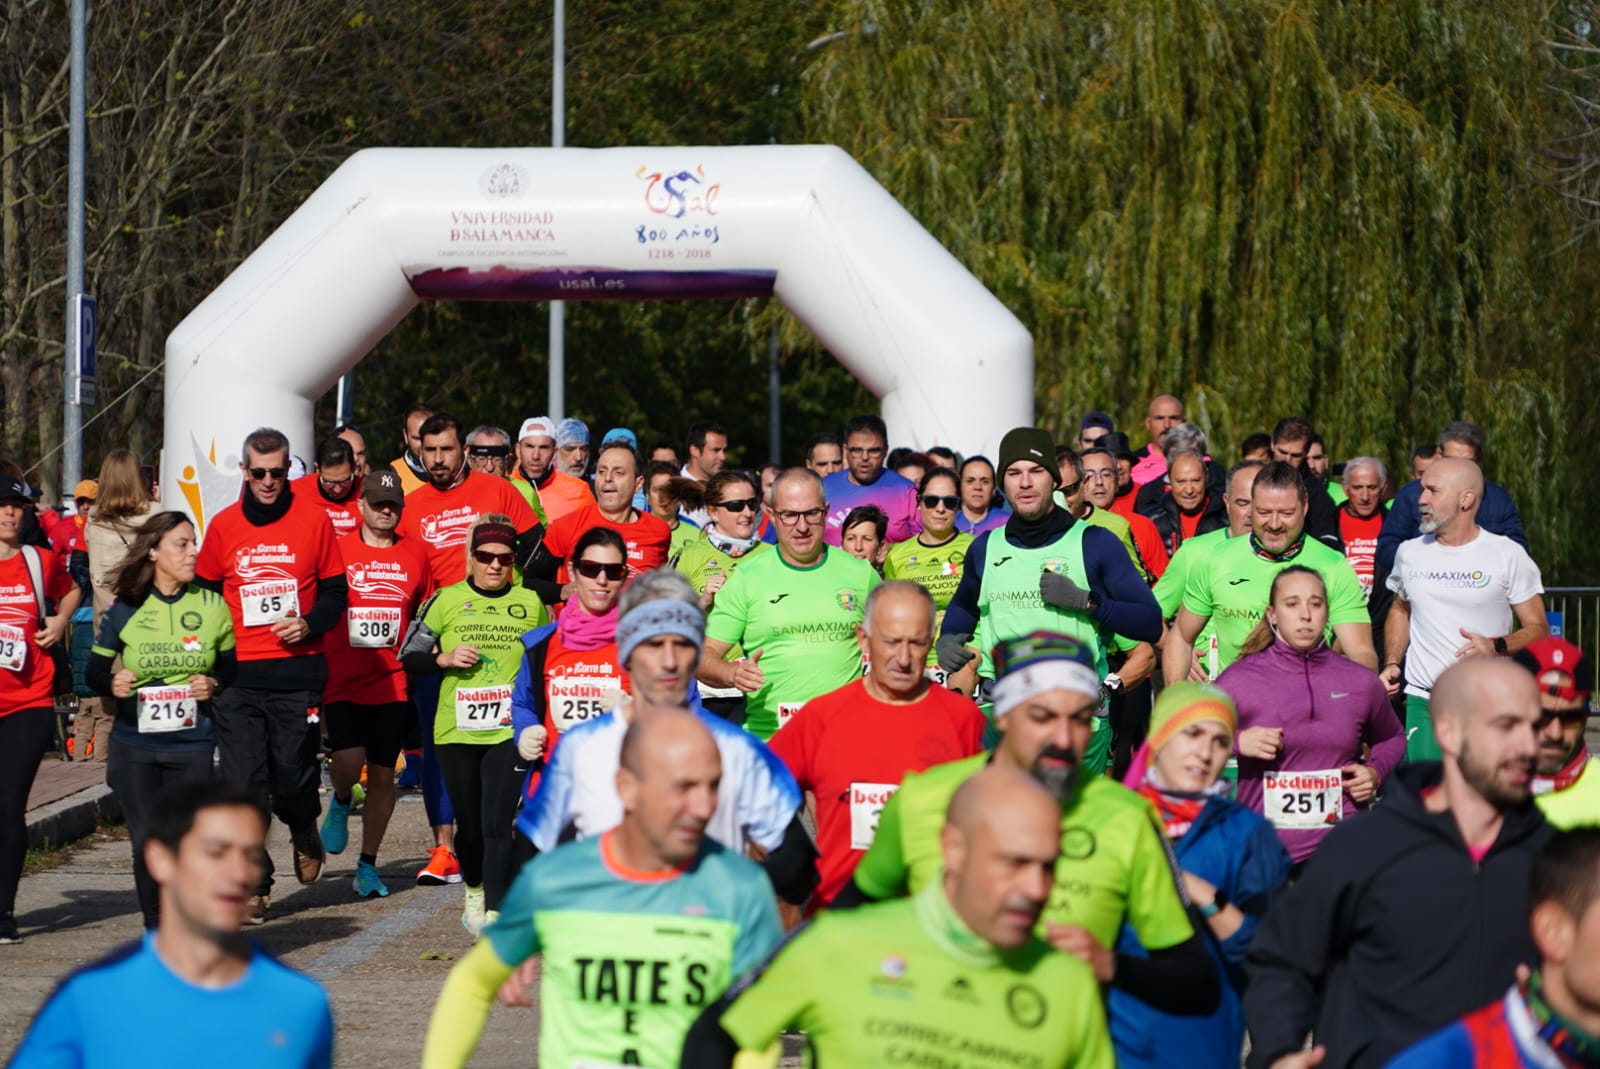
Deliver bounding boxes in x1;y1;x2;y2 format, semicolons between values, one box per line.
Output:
361;468;405;508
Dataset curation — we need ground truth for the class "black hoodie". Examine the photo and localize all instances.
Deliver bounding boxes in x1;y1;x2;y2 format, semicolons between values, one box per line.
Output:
1243;763;1551;1069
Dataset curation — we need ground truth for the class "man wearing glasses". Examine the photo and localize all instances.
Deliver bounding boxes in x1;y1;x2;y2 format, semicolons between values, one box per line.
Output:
299;435;362;539
319;468;432;899
821;414;921;547
195;427;349;920
1517;637;1600;827
701;468;880;740
464;425;514;480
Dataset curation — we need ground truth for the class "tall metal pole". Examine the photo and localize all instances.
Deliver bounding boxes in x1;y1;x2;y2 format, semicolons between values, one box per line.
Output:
768;326;781;464
547;0;566;422
62;0;87;495
335;367;355;427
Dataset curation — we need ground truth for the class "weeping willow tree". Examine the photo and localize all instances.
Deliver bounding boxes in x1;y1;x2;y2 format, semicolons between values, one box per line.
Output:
797;0;1600;578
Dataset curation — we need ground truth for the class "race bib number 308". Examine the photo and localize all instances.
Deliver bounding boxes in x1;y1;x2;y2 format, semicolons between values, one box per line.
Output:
455;685;512;732
1264;769;1343;830
0;624;26;672
348;607;402;648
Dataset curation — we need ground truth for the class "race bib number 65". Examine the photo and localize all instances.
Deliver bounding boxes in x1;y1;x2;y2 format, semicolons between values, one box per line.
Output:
241;579;299;628
455;685;512;732
1264;769;1343;830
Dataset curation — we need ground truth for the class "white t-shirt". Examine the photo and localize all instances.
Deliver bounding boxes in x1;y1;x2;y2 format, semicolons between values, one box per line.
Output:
1388;529;1543;695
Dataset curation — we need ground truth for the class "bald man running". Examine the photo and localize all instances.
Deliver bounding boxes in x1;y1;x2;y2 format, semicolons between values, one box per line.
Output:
685;764;1114;1067
1246;657;1553;1069
422;712;782;1069
1382;456;1547;760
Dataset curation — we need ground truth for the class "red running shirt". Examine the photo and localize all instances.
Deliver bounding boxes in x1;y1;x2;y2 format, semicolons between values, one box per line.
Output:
544;504;672;581
323;531;432;705
0;548;74;716
768;678;986;904
397;471;538;593
193;493;343;663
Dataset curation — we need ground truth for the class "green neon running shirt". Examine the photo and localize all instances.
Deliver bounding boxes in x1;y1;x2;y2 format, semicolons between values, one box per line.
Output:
421;580;549;745
1180;534;1368;675
853;753;1194;951
884;531;973;669
717;879;1113;1068
92;584;235;751
673;533;772;662
704;546;878;739
486;832;782;1069
974;523;1110;680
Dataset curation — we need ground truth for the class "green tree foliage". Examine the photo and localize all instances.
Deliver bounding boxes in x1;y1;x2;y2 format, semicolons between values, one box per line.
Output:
802;0;1600;577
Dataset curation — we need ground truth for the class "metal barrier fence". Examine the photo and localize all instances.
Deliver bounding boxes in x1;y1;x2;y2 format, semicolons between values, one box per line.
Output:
1545;587;1600;716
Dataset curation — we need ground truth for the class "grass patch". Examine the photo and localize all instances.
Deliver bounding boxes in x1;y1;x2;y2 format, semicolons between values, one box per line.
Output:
23;821;127;874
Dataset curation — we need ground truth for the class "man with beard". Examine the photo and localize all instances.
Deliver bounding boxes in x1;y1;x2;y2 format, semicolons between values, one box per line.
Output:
1245;657;1552;1069
844;632;1219;1021
1513;636;1600;828
1382;457;1547;761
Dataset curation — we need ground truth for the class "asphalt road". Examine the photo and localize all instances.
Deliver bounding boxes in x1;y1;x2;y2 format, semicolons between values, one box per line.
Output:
1;792;535;1067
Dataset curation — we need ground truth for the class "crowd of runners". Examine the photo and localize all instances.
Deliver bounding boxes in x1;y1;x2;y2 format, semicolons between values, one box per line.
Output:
2;395;1596;1069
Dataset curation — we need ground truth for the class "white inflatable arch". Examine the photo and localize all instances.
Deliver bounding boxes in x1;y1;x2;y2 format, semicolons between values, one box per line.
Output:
163;145;1032;530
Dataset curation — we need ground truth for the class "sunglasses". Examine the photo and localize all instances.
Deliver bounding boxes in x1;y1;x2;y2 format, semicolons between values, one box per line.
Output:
1059;479;1082;496
473;550;515;567
574;559;628;581
247;467;288;480
920;494;959;510
714;497;760;513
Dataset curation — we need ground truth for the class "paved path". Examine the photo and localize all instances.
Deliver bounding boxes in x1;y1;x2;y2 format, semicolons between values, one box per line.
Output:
3;791;535;1066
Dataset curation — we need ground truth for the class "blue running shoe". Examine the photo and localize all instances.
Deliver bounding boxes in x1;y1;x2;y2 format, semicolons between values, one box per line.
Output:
320;795;350;855
353;860;389;899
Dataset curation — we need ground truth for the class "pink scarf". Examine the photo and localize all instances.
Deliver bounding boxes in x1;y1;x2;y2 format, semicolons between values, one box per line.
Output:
556;601;619;651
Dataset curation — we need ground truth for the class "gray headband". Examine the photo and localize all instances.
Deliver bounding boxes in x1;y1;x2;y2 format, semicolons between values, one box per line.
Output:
616;598;705;666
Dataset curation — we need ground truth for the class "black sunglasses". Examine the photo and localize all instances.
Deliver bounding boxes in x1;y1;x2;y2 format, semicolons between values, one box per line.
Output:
473;550;515;567
574;559;628;581
247;467;288;480
920;494;959;510
1059;479;1082;496
714;497;760;514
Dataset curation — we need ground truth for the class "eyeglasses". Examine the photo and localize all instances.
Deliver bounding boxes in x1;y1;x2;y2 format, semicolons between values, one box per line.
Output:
920;494;959;510
574;559;629;581
319;476;355;490
1058;480;1082;497
247;467;288;480
473;550;515;567
714;497;760;514
773;508;827;526
1082;470;1116;482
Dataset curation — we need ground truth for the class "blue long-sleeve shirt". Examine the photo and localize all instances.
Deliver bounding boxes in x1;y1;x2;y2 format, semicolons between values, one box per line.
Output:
940;507;1163;649
1376;479;1527;572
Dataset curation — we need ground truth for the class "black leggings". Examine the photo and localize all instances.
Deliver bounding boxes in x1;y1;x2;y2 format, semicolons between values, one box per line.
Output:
434;740;520;909
106;741;213;928
0;707;55;918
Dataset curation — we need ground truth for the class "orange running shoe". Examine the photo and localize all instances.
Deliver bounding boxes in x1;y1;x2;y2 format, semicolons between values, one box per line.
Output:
416;845;463;886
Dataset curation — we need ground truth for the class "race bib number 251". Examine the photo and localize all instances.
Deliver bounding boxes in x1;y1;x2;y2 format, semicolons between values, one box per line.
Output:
1264;769;1343;830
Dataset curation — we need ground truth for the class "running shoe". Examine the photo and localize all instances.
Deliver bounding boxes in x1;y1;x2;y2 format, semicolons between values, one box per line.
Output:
416;845;463;886
462;886;487;937
350;781;367;808
246;895;270;926
0;913;20;944
320;794;350;855
353;860;390;899
291;825;325;884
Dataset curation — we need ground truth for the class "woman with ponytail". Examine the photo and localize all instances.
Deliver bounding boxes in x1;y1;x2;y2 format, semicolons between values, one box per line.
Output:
1215;564;1404;868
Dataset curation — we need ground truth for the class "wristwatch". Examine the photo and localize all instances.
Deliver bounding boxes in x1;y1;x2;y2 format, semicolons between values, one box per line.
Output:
1493;636;1509;655
1199;889;1229;918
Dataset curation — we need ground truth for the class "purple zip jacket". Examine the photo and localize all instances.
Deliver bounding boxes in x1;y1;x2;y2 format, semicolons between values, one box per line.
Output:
1216;636;1405;863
